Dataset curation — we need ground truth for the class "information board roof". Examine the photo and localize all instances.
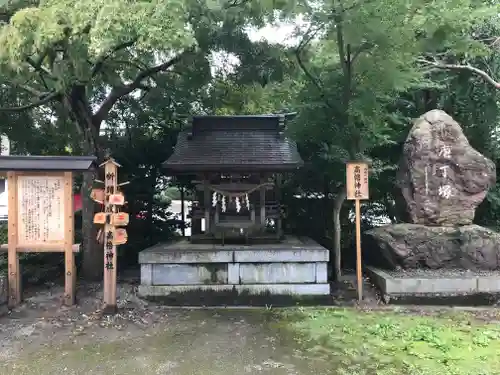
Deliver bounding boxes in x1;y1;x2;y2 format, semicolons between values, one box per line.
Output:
0;155;96;171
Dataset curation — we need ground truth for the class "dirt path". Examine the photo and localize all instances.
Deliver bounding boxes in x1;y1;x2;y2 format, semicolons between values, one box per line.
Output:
0;283;334;375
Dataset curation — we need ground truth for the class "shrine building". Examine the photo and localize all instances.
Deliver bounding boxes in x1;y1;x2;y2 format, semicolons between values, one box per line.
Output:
138;114;330;299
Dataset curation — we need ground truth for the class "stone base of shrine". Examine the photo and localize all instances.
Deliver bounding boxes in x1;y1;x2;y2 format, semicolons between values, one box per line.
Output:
138;236;330;300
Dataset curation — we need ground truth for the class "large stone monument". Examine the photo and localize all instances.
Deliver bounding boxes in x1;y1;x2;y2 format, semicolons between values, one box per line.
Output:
366;110;500;296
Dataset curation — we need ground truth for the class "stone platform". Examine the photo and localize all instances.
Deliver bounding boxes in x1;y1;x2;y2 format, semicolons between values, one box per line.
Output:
367;266;500;299
138;236;330;298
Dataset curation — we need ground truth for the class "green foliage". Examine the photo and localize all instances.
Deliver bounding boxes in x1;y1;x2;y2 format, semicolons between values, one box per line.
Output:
0;0;195;74
282;308;500;375
0;0;499;276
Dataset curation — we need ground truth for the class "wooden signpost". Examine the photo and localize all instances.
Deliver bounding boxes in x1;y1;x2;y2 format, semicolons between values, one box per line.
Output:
92;158;128;314
346;161;369;302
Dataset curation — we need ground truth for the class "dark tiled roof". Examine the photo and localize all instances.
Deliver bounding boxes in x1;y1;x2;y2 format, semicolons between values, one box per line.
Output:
0;155;96;171
163;115;303;171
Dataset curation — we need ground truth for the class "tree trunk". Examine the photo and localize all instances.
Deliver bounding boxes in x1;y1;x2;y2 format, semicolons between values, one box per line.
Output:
81;170;102;280
64;88;103;280
333;187;347;281
147;167;157;245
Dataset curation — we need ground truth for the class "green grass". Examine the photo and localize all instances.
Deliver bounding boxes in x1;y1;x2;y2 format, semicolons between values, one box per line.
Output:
279;307;500;375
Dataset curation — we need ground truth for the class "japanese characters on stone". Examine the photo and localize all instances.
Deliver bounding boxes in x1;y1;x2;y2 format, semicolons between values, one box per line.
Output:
427;122;454;200
18;176;64;243
424;140;453;200
436;145;453;199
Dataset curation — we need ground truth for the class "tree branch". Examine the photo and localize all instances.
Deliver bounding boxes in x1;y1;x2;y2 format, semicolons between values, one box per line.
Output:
92;47;195;126
223;0;251;8
295;24;334;109
0;92;60;112
350;42;374;63
91;39;138;77
12;82;48;97
26;56;54;79
417;58;500;89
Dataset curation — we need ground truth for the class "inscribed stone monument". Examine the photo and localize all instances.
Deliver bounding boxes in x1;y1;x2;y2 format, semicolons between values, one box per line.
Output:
366;110;500;270
397;109;496;226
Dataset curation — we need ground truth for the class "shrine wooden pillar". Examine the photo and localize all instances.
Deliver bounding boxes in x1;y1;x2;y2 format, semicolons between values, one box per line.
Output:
7;171;20;307
203;175;210;234
276;173;282;239
63;171;76;306
259;174;266;226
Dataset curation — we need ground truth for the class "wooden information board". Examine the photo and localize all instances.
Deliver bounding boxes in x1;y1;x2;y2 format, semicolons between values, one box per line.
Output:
17;175;65;245
346;161;370;302
8;172;75;308
346;162;369;200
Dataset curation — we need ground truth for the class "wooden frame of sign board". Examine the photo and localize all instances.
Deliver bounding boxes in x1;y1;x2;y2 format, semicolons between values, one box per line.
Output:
345;161;370;302
0;155;96;308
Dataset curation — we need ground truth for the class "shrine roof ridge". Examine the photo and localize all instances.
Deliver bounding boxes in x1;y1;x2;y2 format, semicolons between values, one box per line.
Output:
163;112;303;172
0;155;97;171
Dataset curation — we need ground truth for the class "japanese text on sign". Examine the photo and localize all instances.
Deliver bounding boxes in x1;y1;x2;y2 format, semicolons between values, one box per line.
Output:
105;229;114;270
17;176;65;243
346;162;369;200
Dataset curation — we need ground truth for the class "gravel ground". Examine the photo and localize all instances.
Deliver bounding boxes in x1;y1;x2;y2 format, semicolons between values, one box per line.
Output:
0;282;338;375
4;270;500;374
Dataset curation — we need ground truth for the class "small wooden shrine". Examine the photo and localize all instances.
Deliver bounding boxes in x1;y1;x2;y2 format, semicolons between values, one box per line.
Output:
163;114;303;244
139;114;329;299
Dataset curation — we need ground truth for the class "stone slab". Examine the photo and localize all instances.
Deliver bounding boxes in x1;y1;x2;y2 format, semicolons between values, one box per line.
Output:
367;266;500;296
141;264;153;286
239;263;316;284
138;283;331;297
234;249;328;263
477;277;500;292
315;263;328;283
138;236;329;264
139;250;233;264
152;264;227;285
227;263;239;284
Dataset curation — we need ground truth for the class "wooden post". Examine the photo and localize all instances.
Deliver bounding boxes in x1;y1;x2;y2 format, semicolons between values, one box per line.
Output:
7;172;20;308
275;173;282;239
354;198;362;301
203;177;210;234
103;159;118;314
346;161;369;302
260;175;266;227
95;158;129;314
63;172;75;306
180;186;185;237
